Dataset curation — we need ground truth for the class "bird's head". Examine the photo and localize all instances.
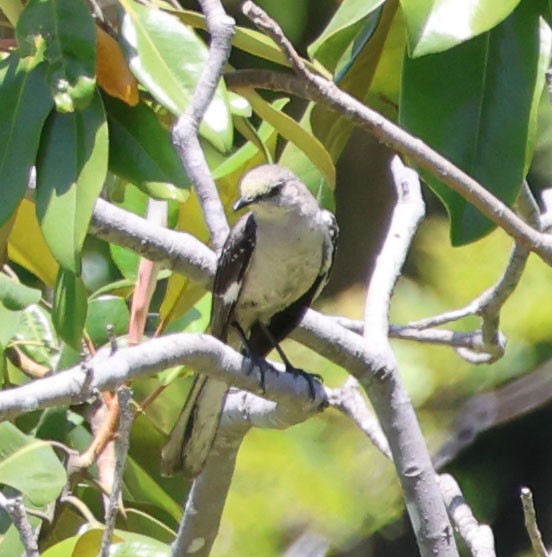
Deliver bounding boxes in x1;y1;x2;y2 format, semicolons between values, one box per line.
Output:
234;164;316;218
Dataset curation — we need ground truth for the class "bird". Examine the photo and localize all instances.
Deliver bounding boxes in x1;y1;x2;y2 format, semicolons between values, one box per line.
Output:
161;164;338;477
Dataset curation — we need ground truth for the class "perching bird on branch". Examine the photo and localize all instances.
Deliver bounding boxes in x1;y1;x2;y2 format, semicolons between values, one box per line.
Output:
161;164;339;477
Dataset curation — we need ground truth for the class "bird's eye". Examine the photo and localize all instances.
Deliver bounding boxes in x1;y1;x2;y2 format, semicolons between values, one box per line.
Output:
264;180;285;198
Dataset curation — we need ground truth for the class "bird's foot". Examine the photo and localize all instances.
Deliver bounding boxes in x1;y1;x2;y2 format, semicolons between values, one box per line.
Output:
285;366;323;400
243;351;272;394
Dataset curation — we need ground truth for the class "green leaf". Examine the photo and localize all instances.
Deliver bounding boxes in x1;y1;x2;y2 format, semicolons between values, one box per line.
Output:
308;0;385;72
17;304;59;368
174;9;328;77
36;90;108;273
0;55;52;226
0;422;66;506
0;304;22;346
103;94;190;202
16;0;96;111
400;0;543;244
0;0;23;26
400;0;522;57
119;0;233;152
239;89;335;190
0;275;40;311
85;295;130;347
53;269;87;350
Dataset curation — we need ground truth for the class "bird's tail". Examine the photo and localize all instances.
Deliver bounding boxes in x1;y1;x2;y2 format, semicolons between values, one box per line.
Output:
160;375;228;477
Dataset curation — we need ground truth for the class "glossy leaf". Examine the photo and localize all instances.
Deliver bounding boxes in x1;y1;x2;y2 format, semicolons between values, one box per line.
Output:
400;0;522;57
174;9;328;77
86;295;130;347
8;199;58;286
400;1;543;244
119;0;232;152
36;90;108;273
0;0;23;26
18;304;59;369
0;422;66;506
0;55;52;225
309;0;385;72
104;94;190;202
239;88;335;189
0;275;40;311
53;269;87;350
16;0;96;111
96;26;139;106
0;304;22;346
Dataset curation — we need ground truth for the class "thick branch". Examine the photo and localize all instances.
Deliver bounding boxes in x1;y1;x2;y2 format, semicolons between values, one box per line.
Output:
0;334;325;421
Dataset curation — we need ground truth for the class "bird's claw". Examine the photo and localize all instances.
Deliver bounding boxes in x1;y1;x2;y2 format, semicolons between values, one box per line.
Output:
286;366;323;400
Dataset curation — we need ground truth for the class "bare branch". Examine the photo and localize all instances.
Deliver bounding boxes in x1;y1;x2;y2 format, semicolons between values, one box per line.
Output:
172;0;235;252
327;377;391;460
0;334;326;421
438;474;496;557
520;487;549;557
100;386;135;557
0;492;39;557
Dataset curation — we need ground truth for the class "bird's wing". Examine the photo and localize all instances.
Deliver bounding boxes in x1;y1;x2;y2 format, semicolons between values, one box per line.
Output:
161;214;257;477
211;213;257;340
249;210;339;355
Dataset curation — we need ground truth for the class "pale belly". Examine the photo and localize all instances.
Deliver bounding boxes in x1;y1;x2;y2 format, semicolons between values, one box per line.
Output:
235;225;324;325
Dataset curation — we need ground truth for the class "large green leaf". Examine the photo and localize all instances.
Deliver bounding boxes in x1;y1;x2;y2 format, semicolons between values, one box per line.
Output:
36;90;108;273
0;422;66;506
0;56;52;226
104;94;190;202
16;0;96;111
85;295;130;347
53;269;87;350
119;0;232;153
0;274;40;311
400;0;543;244
308;0;385;72
400;0;522;57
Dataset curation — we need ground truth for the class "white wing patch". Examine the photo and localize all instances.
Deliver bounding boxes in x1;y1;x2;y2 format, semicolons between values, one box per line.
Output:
221;281;241;305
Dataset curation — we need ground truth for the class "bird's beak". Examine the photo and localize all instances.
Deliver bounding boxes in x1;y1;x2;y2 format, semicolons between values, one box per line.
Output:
233;197;251;211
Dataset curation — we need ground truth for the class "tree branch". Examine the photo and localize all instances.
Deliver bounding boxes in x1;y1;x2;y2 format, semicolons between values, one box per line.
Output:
172;0;235;252
225;65;552;265
0;493;39;557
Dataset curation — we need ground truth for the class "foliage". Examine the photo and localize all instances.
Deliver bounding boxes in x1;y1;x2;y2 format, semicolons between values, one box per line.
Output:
0;0;550;555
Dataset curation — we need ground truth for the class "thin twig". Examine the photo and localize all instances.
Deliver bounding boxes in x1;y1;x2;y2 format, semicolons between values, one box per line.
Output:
520;487;549;557
100;386;135;557
172;0;235;252
0;492;39;557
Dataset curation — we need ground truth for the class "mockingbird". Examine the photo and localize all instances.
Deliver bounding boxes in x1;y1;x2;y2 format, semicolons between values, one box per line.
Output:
161;164;338;477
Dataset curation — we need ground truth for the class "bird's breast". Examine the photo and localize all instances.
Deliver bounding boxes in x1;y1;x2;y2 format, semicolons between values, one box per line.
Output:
235;220;324;323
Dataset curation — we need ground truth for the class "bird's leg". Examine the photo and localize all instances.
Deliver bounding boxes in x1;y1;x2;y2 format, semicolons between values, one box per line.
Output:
258;323;322;400
231;321;272;393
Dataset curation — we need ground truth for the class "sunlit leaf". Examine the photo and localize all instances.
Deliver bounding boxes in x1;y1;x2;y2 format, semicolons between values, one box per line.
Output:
96;26;139;106
400;0;522;57
36;90;108;273
309;0;385;72
16;0;96;111
8;199;58;287
400;0;544;244
119;0;232;152
0;55;52;225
